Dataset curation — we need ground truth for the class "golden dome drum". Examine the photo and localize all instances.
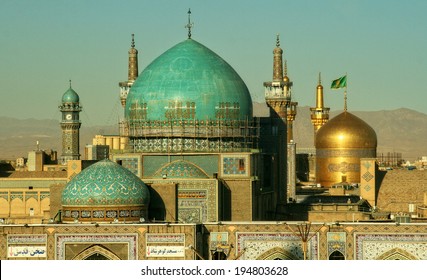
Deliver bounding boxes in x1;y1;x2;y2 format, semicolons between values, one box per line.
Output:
315;111;377;187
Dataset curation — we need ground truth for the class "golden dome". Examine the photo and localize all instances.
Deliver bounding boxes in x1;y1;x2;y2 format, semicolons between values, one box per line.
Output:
316;111;377;149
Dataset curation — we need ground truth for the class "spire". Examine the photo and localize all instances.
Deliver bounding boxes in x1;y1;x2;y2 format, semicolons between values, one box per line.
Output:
273;34;283;82
316;72;324;108
185;8;194;39
69;79;72;88
128;33;138;82
310;72;330;141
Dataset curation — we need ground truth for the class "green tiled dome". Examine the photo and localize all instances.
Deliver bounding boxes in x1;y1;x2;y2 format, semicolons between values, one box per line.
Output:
62;87;80;103
152;160;209;179
125;39;253;122
62;159;150;207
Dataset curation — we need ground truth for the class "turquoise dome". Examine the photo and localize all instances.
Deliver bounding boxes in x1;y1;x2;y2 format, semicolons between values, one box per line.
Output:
62;87;80;103
62;159;150;206
125;39;253;122
152;160;209;179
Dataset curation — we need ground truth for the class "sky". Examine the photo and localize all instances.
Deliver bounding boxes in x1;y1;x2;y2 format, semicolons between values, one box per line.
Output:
1;0;427;126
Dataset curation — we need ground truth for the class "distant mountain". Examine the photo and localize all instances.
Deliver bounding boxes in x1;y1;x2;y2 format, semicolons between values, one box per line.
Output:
0;117;117;160
1;105;426;161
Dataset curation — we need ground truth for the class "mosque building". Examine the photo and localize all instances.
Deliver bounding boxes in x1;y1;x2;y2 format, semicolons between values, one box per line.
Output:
1;11;427;260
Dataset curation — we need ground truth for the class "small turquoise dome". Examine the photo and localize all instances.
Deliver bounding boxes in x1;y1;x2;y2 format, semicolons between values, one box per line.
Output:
62;159;150;206
152;160;209;179
125;39;253;122
62;87;80;103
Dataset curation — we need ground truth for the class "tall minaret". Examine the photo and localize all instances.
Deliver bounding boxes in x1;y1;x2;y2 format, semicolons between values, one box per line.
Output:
119;34;139;110
264;35;290;121
310;73;330;144
264;35;295;203
59;81;82;165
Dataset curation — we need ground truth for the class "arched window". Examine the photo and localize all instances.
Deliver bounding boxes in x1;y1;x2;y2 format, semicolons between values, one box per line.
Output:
85;253;110;260
329;250;345;260
212;251;227;260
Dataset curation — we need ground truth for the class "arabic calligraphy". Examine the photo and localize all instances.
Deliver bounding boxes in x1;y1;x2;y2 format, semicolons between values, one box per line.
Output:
8;246;46;258
146;246;185;257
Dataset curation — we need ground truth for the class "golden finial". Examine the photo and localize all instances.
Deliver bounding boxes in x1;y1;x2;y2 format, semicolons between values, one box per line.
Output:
131;33;135;48
276;34;280;47
318;72;322;85
185;9;194;39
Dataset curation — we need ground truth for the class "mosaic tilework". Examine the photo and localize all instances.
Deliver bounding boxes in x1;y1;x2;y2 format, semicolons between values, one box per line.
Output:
327;232;346;256
177;180;217;223
210;232;229;253
236;232;319;260
113;156;141;177
222;155;249;176
153;160;209;179
62;160;149;206
146;234;185;243
355;233;427;260
55;234;138;260
7;234;47;244
131;138;245;153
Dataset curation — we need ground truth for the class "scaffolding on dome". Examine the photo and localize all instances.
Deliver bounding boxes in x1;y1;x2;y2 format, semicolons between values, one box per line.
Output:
119;118;260;153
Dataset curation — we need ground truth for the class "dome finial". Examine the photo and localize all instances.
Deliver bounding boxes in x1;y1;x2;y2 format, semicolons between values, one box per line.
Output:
318;72;322;85
185;8;194;39
276;34;280;47
131;33;135;48
69;79;72;88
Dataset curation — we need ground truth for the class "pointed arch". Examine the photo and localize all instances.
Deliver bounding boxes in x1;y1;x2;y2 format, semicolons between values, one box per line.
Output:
376;248;418;260
152;160;209;179
73;244;121;260
329;250;345;260
256;247;298;260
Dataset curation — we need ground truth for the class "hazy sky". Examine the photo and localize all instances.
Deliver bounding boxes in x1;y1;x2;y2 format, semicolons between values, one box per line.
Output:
1;0;426;126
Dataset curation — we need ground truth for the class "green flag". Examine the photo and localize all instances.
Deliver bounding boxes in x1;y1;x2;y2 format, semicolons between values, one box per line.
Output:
331;75;347;89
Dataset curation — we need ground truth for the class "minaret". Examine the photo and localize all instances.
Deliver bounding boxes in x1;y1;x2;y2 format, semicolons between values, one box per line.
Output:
264;35;295;203
310;73;330;144
264;35;290;121
119;34;139;109
59;81;82;165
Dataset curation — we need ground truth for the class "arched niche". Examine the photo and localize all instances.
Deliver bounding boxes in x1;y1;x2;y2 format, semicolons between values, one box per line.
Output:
329;250;345;260
256;247;298;260
377;248;418;260
73;245;121;260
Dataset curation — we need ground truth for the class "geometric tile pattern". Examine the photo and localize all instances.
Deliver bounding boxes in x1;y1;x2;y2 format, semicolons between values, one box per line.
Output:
55;234;138;260
327;232;346;256
362;171;374;182
355;233;427;260
62;159;149;206
222;155;249;176
153;160;209;179
223;157;246;175
236;232;319;260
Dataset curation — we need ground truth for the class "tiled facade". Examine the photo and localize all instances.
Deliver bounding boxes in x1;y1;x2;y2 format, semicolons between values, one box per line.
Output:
2;222;427;260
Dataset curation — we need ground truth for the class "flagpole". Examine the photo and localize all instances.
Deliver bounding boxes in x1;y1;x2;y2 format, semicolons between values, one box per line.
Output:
344;72;348;112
